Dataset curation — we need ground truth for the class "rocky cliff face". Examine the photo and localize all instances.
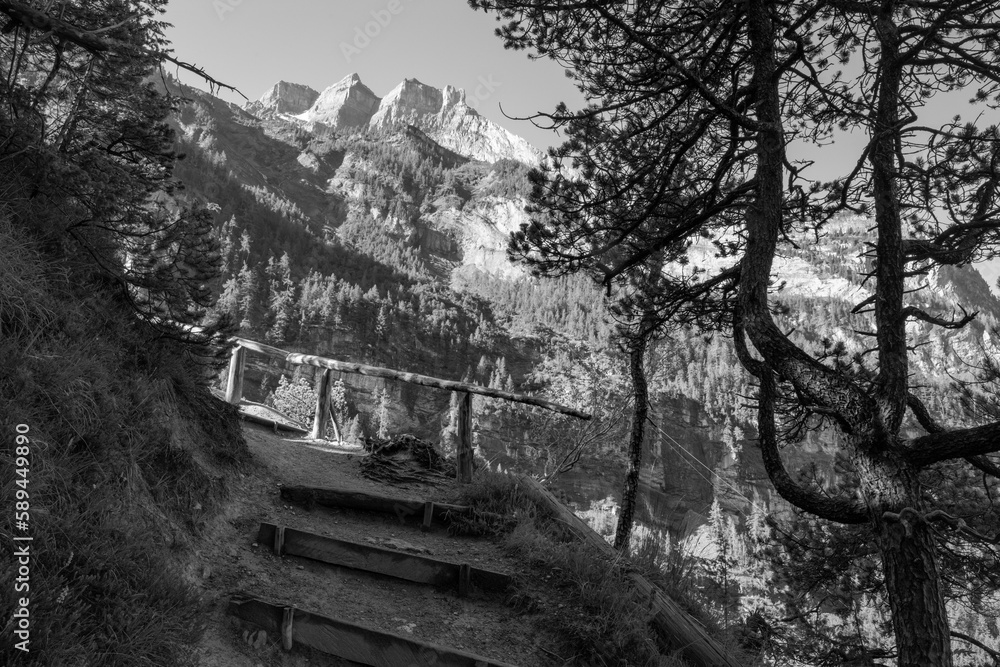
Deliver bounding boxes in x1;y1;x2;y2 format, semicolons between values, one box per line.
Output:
246;74;542;165
246;81;319;118
298;73;381;130
370;78;461;126
369;78;542;165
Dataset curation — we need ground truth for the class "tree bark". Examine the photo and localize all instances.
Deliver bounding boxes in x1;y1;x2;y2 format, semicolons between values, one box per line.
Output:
857;452;954;665
878;516;954;665
870;8;909;434
614;333;649;553
863;7;953;664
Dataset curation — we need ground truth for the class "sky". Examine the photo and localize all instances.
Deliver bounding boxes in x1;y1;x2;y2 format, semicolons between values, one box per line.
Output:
163;1;1000;291
162;0;586;153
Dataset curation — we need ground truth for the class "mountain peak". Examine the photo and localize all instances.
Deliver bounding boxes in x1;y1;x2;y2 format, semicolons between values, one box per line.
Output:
250;73;541;164
247;81;319;118
300;74;380;129
371;77;466;127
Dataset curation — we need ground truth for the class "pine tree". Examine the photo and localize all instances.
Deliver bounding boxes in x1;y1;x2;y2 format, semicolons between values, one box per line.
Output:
346;415;365;445
236;262;261;331
473;2;1000;661
265;252;296;343
373;387;391;440
0;0;238;370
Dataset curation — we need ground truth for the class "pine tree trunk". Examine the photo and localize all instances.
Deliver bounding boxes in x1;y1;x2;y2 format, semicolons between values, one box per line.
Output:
860;456;954;666
615;334;648;553
879;518;953;666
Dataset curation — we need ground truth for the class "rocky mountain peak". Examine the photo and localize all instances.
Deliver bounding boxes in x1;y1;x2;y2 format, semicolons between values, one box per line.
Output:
246;81;319;118
369;78;467;127
299;73;381;130
248;73;542;165
367;76;541;165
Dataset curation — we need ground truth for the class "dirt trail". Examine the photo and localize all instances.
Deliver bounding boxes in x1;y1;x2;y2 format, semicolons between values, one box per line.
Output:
187;419;565;667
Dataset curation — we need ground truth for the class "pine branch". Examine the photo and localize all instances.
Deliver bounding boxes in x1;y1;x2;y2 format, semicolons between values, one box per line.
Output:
0;0;107;53
0;0;246;99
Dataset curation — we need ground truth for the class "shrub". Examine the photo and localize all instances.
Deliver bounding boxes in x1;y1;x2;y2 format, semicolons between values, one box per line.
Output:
267;375;316;426
448;470;690;666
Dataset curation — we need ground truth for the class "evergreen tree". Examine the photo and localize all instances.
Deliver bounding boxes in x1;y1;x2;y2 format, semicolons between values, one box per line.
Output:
373;387;391;440
0;0;237;368
266;252;297;343
346;414;365;445
473;1;1000;663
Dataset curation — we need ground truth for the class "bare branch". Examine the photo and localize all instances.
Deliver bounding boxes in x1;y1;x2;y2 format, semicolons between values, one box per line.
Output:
159;54;247;101
951;631;1000;664
966;454;1000;479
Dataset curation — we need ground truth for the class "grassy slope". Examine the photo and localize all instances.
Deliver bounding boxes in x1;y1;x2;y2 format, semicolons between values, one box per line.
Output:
447;470;752;667
0;218;249;667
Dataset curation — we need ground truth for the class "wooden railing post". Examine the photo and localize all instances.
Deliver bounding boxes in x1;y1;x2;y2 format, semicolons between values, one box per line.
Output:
456;391;473;483
281;606;294;651
225;345;246;405
310;369;333;440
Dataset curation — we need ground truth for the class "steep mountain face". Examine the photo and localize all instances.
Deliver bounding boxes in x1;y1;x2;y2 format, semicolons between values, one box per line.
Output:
246;80;319;117
369;78;542;165
245;74;543;165
298;73;381;130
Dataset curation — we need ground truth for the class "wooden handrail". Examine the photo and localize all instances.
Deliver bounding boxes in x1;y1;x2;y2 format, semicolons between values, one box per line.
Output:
225;337;591;483
519;475;745;667
232;337;591;420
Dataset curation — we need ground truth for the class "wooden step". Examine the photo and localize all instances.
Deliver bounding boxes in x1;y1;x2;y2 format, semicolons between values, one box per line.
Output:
258;522;511;595
280;484;478;528
229;594;520;667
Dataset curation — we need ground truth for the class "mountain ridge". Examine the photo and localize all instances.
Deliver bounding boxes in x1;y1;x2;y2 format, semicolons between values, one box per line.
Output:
246;73;544;165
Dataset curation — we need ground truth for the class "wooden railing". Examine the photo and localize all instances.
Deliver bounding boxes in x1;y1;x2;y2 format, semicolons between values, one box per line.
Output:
521;475;744;667
223;337;591;482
